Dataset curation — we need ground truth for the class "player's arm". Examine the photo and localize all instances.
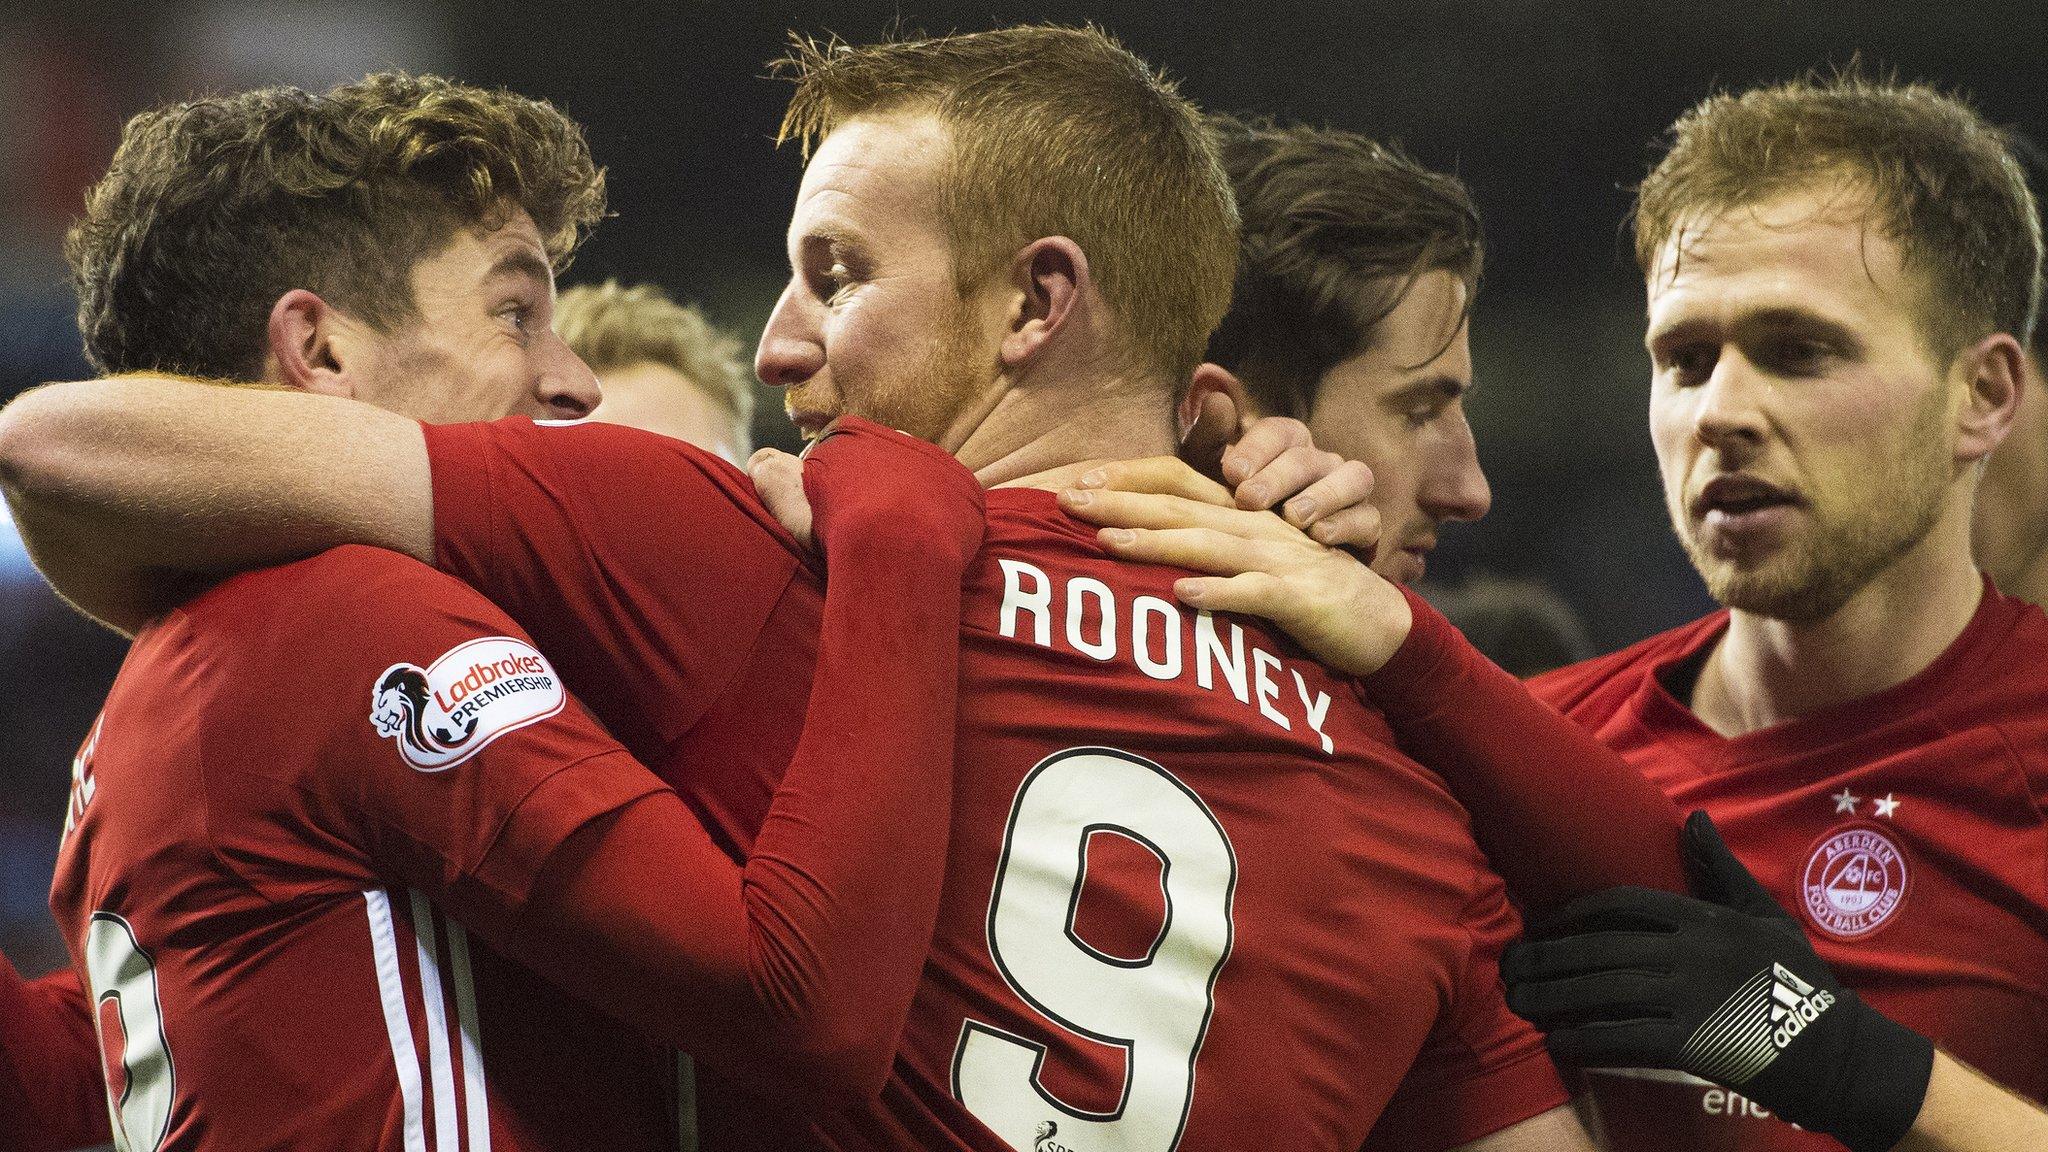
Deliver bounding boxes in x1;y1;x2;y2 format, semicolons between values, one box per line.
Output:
1443;1106;1596;1151
0;960;111;1151
1061;486;1687;915
0;376;432;632
1897;1054;2048;1152
495;423;983;1104
1505;812;2047;1152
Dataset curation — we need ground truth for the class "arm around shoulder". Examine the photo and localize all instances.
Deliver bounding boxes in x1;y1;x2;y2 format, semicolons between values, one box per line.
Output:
0;377;435;630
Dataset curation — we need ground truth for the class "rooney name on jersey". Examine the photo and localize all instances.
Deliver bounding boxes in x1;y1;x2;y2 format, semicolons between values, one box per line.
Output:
994;557;1339;755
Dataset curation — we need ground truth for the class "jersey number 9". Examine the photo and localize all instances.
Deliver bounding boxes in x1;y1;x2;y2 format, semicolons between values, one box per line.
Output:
954;748;1237;1152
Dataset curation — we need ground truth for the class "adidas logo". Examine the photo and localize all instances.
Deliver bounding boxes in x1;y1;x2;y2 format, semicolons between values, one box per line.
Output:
1679;963;1837;1086
1767;964;1836;1049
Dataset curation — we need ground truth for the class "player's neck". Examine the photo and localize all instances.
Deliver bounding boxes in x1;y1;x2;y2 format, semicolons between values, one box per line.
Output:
1999;544;2048;611
959;369;1178;489
1692;510;1984;738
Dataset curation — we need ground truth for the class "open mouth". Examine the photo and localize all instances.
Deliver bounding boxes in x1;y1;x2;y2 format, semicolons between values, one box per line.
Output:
1692;475;1800;520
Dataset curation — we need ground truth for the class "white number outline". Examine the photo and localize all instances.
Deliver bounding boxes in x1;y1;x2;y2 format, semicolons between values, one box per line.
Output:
85;911;177;1152
950;746;1238;1147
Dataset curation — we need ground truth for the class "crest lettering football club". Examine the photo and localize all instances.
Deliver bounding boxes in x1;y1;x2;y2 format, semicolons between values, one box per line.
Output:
1801;825;1908;940
370;636;566;771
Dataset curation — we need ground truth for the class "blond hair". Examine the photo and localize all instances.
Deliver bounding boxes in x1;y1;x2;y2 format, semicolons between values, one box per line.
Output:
556;280;754;445
69;72;606;378
774;24;1239;387
1634;70;2041;361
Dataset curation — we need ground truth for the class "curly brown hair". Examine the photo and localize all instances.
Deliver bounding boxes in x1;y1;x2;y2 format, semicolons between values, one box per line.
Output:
1634;70;2041;362
68;72;608;379
1204;114;1483;420
773;25;1238;388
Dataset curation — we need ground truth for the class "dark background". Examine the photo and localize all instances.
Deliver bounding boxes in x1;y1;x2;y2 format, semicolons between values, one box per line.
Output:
3;0;2043;977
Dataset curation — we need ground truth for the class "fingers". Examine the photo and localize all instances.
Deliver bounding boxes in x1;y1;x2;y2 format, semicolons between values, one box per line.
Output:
1544;1018;1689;1070
1058;488;1303;542
1523;885;1691;941
748;447;814;552
1221;416;1312;487
1682;810;1781;917
1502;930;1676;984
1088;525;1283;579
1170;572;1290;617
1505;968;1678;1030
1232;444;1345;513
1077;456;1235;508
1274;458;1375;529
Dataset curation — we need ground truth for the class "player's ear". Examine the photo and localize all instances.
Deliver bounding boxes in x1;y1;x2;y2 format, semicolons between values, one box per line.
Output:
1953;331;2024;465
264;289;360;399
1000;236;1088;370
1178;363;1257;473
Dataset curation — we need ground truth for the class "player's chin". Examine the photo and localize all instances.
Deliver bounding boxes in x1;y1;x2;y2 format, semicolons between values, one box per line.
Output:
1373;547;1427;586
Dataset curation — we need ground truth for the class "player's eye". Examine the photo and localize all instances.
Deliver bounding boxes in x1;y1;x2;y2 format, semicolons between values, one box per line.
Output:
819;262;858;305
1661;343;1717;385
1761;337;1832;376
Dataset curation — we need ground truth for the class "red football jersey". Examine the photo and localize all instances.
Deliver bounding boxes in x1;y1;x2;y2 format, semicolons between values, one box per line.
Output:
46;547;679;1151
422;417;1569;1152
1530;578;2048;1151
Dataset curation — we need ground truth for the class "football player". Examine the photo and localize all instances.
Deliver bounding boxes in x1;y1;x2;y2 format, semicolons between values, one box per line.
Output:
0;73;988;1151
0;27;1607;1152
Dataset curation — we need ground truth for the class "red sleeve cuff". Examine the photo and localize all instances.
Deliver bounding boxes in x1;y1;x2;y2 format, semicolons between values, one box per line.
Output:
1357;584;1464;705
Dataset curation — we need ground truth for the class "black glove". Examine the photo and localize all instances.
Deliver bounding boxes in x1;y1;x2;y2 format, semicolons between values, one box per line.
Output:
1502;811;1935;1152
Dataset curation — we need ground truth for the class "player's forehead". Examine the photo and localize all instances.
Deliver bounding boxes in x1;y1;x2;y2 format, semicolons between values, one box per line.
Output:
1646;188;1911;342
785;113;951;258
415;208;555;301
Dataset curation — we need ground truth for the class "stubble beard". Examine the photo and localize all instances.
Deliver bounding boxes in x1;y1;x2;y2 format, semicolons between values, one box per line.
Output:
1680;390;1953;623
870;297;996;446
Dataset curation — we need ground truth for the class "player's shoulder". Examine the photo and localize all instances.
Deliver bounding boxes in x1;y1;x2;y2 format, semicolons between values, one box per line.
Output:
183;546;488;624
1527;612;1726;715
444;416;801;554
164;546;526;681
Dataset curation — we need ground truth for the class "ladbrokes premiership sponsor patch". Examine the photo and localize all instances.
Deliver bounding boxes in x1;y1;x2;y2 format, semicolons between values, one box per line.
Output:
370;637;566;771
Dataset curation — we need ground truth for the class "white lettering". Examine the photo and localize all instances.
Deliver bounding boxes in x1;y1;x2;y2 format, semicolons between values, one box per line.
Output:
985;558;1340;754
1067;577;1117;662
1253;648;1290;731
1194;612;1249;703
999;559;1052;646
1291;670;1333;755
1132;596;1182;681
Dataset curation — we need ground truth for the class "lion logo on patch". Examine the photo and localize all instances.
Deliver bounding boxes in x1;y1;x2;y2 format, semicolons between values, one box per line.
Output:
369;636;566;772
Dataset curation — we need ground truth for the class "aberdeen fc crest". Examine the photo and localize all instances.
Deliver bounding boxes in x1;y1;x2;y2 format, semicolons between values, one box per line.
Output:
370;637;566;771
1801;824;1908;940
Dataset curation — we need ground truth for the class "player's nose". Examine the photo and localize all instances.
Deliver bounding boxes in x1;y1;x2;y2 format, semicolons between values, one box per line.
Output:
756;282;825;389
537;337;601;420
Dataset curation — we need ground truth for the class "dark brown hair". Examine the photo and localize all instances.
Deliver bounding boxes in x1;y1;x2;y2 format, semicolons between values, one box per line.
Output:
1634;70;2041;360
68;72;607;378
1204;114;1483;420
774;25;1239;386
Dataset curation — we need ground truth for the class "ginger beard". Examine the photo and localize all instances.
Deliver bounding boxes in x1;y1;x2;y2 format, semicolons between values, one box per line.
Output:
1670;380;1954;623
790;290;992;444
